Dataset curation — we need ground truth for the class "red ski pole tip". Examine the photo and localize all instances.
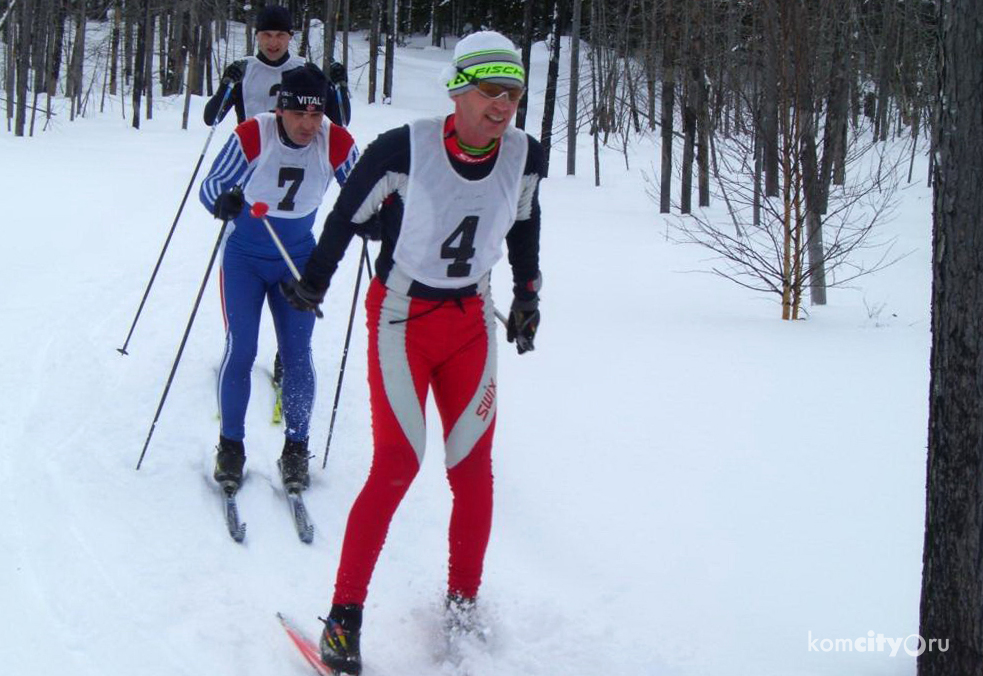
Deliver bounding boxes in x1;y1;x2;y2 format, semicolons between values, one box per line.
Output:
250;202;269;219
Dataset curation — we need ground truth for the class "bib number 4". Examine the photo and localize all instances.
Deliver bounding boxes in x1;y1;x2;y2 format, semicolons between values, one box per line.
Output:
441;216;479;278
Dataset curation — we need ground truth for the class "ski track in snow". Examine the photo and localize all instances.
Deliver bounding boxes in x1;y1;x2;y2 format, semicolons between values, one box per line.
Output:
1;30;931;676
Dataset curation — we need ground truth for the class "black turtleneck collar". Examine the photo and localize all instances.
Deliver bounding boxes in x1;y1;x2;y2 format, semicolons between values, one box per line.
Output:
276;116;305;149
257;50;291;68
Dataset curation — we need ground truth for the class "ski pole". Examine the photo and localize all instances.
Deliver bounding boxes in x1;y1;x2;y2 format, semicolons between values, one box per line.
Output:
362;240;374;278
322;236;369;469
336;84;348;127
249;202;323;319
135;216;232;470
117;84;235;356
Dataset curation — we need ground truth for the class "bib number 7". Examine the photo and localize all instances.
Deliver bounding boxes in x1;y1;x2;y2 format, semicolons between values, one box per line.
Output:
277;167;305;211
441;216;479;278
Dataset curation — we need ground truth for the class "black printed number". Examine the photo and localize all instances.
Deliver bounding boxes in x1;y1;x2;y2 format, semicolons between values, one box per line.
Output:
277;167;305;211
441;216;479;278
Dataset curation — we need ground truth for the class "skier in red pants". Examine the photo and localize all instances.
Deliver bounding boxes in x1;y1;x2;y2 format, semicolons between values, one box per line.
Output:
281;31;543;676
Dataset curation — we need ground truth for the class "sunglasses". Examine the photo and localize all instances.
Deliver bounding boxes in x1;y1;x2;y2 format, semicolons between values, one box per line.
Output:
456;67;525;103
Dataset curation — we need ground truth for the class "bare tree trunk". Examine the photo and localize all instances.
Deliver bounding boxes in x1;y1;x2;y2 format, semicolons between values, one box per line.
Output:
821;0;849;206
182;0;199;130
590;0;600;187
132;0;148;128
13;0;33;136
429;0;441;47
792;3;826;306
566;0;582;176
680;88;695;214
4;14;13;131
323;0;338;67
751;63;762;227
298;3;312;58
641;0;656;130
800;109;827;305
158;7;169;92
753;112;762;227
29;0;49;134
659;0;676;213
342;0;350;68
873;0;895;143
199;16;212;96
540;0;566;178
110;0;121;95
762;0;780;198
383;0;396;103
516;0;533;130
124;0;134;86
245;8;254;56
144;4;154;120
368;0;381;103
67;0;87;121
920;0;983;672
690;5;709;208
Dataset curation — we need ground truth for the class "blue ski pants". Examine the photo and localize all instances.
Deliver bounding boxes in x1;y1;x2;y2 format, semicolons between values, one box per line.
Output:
217;245;316;443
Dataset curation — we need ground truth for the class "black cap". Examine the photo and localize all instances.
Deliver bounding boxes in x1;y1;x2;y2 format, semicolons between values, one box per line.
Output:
256;5;292;33
278;64;329;112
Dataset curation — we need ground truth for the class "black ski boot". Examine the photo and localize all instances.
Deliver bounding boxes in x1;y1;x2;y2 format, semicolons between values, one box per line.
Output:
279;437;311;490
319;604;362;675
213;436;245;491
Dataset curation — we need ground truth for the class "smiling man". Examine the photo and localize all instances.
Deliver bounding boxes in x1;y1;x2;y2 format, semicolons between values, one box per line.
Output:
203;5;351;129
279;31;544;676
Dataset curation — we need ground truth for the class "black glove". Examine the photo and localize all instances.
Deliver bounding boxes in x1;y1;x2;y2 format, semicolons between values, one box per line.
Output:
506;296;539;355
221;60;245;85
212;188;244;221
354;212;383;241
280;278;325;315
328;61;348;86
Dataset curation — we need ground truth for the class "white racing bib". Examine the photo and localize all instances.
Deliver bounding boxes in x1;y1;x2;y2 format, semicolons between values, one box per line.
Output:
241;55;305;119
395;117;528;289
243;113;332;219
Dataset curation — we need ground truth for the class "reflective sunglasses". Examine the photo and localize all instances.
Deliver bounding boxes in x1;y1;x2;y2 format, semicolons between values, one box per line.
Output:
456;67;525;103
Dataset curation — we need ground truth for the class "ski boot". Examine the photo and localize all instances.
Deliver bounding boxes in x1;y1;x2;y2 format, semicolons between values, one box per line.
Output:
213;436;245;492
279;437;311;491
319;604;362;675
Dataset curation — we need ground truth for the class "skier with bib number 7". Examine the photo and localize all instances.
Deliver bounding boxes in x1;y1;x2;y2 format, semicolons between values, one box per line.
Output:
280;31;544;675
199;63;358;494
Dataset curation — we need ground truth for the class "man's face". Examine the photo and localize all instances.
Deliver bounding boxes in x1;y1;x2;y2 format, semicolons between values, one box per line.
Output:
453;85;521;146
257;30;291;61
278;109;324;146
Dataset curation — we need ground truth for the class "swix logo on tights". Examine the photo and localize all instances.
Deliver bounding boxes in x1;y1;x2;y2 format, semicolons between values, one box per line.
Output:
475;378;497;421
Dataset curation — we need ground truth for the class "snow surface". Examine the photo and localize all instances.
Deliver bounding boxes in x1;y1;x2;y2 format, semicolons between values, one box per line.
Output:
0;30;931;676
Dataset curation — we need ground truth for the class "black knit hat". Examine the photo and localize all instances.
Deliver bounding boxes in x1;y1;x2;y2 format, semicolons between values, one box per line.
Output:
278;64;329;112
256;5;292;33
